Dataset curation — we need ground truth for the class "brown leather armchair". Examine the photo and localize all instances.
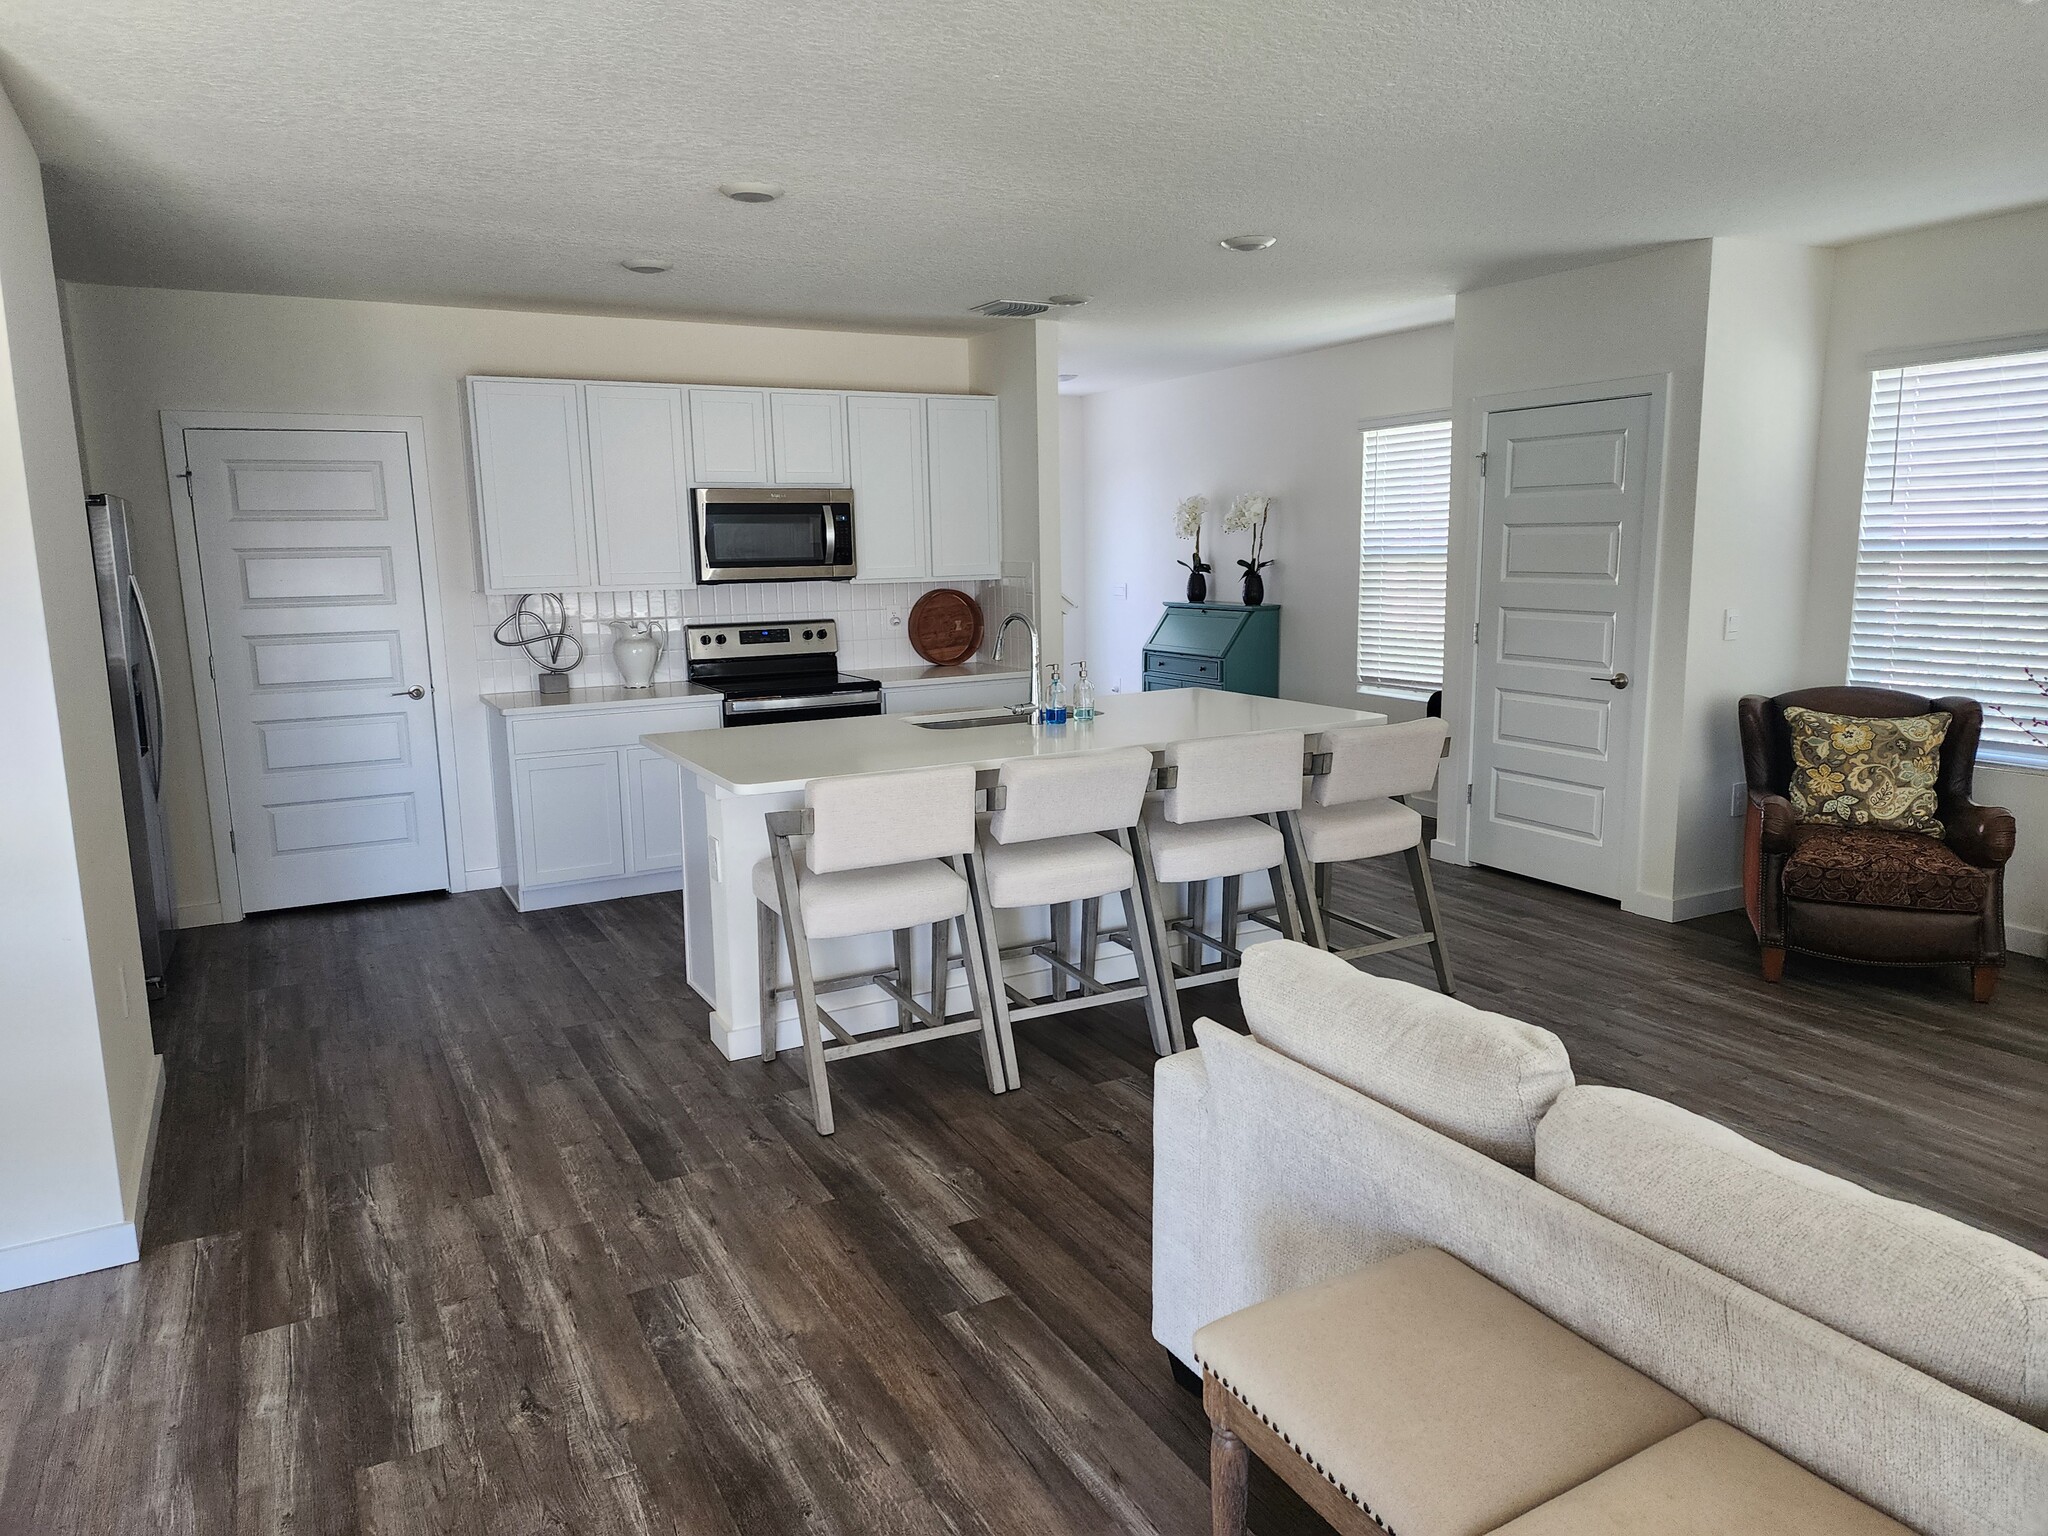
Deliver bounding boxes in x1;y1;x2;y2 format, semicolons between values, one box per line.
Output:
1739;687;2016;1003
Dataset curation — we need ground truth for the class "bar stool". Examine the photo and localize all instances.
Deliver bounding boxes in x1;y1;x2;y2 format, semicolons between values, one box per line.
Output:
1134;731;1308;1044
963;747;1178;1085
755;762;1005;1135
1284;718;1456;993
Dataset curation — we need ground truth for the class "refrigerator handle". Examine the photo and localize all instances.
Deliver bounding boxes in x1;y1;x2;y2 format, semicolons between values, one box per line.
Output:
129;574;168;797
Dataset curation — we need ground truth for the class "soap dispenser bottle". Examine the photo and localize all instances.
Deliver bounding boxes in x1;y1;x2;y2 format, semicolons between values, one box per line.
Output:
1073;663;1096;723
1044;665;1068;725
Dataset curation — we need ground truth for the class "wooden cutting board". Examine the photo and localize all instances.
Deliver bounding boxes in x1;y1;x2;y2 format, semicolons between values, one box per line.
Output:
908;588;984;665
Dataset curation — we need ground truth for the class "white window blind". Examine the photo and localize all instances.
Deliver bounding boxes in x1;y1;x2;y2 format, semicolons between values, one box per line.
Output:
1358;419;1452;693
1852;346;2048;768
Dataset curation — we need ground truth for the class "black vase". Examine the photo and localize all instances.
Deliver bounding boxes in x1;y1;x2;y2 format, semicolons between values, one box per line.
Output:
1186;567;1208;603
1241;568;1265;606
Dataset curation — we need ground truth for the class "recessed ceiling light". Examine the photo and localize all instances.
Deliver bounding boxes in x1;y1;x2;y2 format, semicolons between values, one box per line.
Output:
620;257;673;274
1044;295;1092;307
1220;234;1277;252
971;299;1053;318
719;181;784;203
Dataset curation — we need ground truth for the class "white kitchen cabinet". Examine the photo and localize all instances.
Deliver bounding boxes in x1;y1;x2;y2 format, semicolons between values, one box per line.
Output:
469;378;593;592
846;393;928;582
622;744;685;873
926;395;1003;580
768;391;849;484
516;751;627;887
586;384;695;588
688;388;771;484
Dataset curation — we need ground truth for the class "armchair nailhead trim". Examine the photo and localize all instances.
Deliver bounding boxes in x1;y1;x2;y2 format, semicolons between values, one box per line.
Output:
1201;1361;1397;1535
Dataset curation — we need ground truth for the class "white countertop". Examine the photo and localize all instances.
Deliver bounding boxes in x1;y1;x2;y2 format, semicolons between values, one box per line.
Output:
865;662;1030;688
643;689;1387;794
482;680;720;715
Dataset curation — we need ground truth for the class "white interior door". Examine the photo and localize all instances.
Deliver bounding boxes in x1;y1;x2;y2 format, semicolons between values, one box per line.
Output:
186;427;451;911
1468;394;1652;899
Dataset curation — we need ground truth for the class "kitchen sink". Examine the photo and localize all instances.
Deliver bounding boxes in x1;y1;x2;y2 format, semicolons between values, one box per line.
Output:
907;708;1103;730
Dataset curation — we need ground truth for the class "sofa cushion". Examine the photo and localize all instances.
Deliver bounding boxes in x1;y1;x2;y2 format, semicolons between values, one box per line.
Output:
1782;706;1948;835
1485;1420;1913;1535
1195;1247;1701;1536
1535;1086;2048;1427
1781;825;1990;913
1238;941;1572;1166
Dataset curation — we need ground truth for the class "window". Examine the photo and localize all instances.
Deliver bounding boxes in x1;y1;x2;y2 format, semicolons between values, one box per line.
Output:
1852;345;2048;767
1358;418;1452;694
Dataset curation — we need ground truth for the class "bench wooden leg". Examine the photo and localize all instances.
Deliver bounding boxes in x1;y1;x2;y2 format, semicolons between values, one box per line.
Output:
1760;945;1786;983
1210;1423;1248;1536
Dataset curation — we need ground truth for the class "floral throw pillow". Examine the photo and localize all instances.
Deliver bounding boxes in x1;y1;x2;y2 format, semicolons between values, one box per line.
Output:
1783;707;1949;835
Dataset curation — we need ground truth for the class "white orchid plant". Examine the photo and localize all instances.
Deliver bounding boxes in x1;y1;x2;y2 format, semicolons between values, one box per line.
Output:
1174;495;1210;581
1226;493;1273;577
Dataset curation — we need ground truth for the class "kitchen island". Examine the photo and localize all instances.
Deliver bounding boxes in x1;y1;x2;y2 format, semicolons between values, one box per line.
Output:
644;688;1385;1059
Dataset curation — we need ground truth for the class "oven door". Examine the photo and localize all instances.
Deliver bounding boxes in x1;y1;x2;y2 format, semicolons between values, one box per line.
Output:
694;489;856;582
722;691;883;728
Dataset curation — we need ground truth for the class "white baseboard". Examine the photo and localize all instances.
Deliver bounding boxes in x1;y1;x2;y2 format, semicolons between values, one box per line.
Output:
176;901;225;928
2007;920;2047;961
1626;886;1745;923
1428;836;1467;866
124;1055;167;1232
0;1220;142;1293
458;867;504;894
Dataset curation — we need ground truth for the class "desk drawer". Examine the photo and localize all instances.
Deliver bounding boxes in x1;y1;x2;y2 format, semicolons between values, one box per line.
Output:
1144;651;1221;682
510;702;718;756
1143;675;1220;692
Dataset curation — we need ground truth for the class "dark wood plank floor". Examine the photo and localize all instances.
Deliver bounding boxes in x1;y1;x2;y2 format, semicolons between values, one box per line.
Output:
1;860;2042;1534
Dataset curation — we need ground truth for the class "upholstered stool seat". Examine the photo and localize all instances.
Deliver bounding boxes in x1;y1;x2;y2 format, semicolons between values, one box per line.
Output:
1142;803;1286;885
978;828;1133;909
1296;798;1423;866
1781;827;1991;913
1196;1247;1699;1536
751;850;970;939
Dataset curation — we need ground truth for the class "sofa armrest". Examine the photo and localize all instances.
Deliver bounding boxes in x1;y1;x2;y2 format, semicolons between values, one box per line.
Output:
1944;800;2017;869
1152;1046;1214;1370
1750;792;1798;854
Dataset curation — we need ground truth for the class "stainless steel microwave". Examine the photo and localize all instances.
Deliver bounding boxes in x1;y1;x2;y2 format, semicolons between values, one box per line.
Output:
692;487;856;583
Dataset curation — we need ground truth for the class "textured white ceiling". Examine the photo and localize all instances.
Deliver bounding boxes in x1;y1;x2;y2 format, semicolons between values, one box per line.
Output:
5;0;2047;391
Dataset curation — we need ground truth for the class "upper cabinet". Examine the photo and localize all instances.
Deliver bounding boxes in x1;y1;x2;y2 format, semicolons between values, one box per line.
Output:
687;388;771;484
469;376;998;593
769;391;849;484
926;395;1003;580
586;384;694;589
846;393;928;582
469;379;593;592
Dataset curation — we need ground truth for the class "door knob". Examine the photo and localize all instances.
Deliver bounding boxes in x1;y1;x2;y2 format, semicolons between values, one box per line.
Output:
392;685;425;700
1589;672;1629;690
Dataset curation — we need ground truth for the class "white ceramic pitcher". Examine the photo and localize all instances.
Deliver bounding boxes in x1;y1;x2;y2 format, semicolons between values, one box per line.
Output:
609;619;666;689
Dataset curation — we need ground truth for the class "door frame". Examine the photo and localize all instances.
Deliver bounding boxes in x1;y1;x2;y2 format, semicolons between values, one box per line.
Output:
159;411;466;924
1441;375;1671;912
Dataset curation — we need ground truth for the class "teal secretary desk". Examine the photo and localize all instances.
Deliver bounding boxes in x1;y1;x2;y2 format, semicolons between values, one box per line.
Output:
1141;603;1281;696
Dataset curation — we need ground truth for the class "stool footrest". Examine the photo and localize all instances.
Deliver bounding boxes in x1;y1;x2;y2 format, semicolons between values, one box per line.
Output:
822;1016;987;1062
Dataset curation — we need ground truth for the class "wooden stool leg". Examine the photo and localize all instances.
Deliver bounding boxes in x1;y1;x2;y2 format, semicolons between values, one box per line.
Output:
757;901;781;1063
1049;901;1073;1002
1973;964;2000;1004
1210;1423;1249;1536
929;920;948;1017
893;929;916;1030
1761;945;1786;983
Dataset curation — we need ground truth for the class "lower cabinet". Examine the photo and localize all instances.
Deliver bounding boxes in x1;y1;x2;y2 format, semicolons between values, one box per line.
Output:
490;700;716;910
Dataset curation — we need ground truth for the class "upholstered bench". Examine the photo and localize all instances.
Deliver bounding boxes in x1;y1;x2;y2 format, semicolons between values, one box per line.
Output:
1198;1248;1915;1536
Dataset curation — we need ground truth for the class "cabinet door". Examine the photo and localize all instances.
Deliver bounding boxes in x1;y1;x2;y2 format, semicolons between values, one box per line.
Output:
846;393;928;581
621;745;685;873
926;396;1002;579
469;379;593;592
516;751;626;887
768;391;849;484
586;384;694;588
687;388;770;484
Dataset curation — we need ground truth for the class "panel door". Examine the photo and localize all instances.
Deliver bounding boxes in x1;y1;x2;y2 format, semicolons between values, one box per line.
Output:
587;383;694;588
926;395;1002;579
517;751;627;886
1467;394;1653;899
846;392;928;581
621;745;685;873
687;388;771;484
468;378;593;591
184;427;451;911
768;391;849;484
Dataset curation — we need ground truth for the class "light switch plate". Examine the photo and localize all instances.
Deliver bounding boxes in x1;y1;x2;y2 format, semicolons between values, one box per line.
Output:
1722;608;1742;640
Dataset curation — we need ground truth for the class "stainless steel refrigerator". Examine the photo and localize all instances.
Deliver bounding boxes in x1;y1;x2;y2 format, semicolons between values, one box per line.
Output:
87;493;177;997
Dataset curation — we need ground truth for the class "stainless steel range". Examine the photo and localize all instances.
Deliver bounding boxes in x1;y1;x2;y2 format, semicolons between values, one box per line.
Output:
684;620;883;727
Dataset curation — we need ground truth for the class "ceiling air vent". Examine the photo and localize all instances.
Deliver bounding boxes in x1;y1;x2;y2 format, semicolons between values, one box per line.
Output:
971;299;1052;318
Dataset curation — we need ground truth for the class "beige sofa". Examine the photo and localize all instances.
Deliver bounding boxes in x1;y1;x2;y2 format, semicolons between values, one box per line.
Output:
1153;941;2048;1536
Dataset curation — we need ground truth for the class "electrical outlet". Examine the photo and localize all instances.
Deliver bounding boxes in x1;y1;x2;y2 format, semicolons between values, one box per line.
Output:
888;608;903;628
1111;584;1128;600
1731;781;1747;817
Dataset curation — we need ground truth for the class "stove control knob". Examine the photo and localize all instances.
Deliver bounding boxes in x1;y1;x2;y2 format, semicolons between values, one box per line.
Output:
716;633;728;644
697;633;710;645
802;628;814;640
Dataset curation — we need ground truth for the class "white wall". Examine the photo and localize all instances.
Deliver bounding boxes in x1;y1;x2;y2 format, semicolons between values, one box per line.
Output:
1443;242;1714;916
970;318;1062;662
61;283;977;917
1058;394;1087;667
1804;203;2048;956
1072;325;1454;712
0;88;160;1286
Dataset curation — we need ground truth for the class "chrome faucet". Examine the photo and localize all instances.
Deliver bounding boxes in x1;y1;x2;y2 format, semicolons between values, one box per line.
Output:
993;611;1041;718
